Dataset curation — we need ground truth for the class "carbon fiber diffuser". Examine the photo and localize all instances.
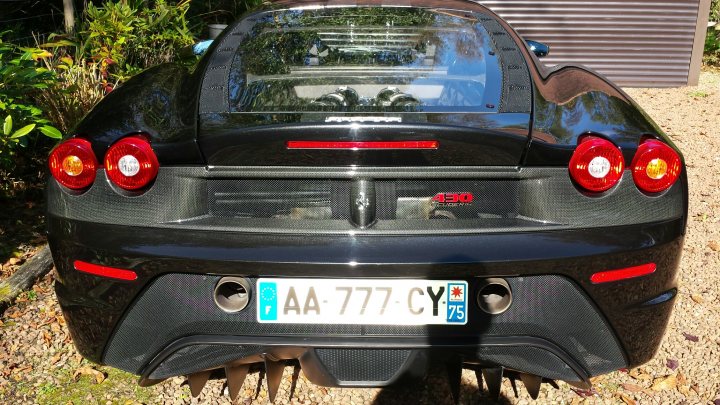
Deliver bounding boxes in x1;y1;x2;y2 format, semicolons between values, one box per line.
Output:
180;361;589;403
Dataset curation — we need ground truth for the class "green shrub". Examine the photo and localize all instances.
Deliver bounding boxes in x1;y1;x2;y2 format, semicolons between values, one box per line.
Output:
188;0;265;29
2;1;197;192
707;0;720;65
80;0;195;81
35;44;109;135
0;35;62;172
30;0;197;135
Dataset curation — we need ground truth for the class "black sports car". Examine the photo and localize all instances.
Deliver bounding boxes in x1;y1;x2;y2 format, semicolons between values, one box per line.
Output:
46;0;687;401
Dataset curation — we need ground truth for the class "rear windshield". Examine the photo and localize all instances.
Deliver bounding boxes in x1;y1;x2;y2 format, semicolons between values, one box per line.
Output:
228;7;502;113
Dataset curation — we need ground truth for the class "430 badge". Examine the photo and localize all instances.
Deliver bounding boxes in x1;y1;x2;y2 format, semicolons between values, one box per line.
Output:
431;192;474;206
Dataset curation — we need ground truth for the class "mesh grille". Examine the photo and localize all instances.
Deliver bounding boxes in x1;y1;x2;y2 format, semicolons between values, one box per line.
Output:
210;179;337;219
208;179;520;221
479;16;532;113
104;274;626;376
315;349;412;382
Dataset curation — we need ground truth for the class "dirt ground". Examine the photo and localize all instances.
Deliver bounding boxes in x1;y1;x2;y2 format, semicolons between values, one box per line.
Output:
1;70;719;405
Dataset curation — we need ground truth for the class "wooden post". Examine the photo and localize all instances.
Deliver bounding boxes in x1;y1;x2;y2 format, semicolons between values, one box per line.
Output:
62;0;76;33
689;0;713;86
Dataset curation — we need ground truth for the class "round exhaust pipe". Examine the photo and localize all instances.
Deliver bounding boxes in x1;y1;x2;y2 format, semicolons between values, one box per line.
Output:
476;278;512;315
214;277;252;313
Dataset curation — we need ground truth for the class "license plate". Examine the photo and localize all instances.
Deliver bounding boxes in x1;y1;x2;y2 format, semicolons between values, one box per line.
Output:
256;278;468;325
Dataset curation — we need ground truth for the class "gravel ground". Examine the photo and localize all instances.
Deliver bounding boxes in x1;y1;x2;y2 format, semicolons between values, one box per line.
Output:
1;70;719;405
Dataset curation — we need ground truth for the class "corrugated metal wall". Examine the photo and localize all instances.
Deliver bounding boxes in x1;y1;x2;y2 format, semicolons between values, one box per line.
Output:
481;1;702;86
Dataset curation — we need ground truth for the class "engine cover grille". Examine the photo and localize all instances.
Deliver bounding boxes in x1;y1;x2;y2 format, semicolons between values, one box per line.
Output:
208;179;521;224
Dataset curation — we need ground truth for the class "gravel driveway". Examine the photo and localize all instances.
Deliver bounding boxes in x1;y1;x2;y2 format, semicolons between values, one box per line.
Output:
1;70;719;405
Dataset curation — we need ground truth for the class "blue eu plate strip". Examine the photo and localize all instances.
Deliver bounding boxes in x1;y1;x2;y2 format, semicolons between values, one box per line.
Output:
258;281;278;321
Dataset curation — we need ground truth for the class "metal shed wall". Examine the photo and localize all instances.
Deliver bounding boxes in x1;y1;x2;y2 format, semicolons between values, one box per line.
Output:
481;0;709;87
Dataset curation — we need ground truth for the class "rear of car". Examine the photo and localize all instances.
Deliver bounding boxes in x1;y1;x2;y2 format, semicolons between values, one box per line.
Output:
47;1;686;400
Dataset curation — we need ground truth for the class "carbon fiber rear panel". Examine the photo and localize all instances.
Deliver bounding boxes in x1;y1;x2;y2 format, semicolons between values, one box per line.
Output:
47;167;684;235
146;343;581;382
479;15;531;113
208;179;518;221
474;346;577;381
104;274;626;378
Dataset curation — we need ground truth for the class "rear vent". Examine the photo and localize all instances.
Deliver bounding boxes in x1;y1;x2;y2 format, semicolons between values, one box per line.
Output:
207;179;520;223
314;349;413;382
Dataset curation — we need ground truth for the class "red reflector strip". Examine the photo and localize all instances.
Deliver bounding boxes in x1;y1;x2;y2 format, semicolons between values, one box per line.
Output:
590;263;656;284
286;141;439;150
73;260;138;281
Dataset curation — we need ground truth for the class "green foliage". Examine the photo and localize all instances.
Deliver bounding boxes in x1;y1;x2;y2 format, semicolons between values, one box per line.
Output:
706;0;720;65
188;0;265;27
30;365;155;405
32;0;198;134
688;90;710;98
80;0;195;81
35;41;109;135
1;1;197;192
0;34;62;171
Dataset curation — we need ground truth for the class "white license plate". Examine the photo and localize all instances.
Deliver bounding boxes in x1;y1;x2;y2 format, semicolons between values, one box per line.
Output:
256;278;468;325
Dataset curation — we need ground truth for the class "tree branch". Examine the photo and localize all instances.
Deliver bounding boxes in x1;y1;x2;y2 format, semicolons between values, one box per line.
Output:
0;244;54;311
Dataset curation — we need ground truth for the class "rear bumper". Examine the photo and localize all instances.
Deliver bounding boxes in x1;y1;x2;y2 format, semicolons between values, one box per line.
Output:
104;273;623;385
49;215;684;385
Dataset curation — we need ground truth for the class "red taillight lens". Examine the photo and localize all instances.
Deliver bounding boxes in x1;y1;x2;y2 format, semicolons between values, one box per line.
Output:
590;263;656;284
286;140;439;150
104;135;159;190
48;138;98;190
74;260;138;281
631;139;682;193
569;136;625;192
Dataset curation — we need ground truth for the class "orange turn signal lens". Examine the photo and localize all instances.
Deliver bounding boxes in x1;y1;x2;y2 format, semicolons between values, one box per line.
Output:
645;158;668;180
61;155;84;176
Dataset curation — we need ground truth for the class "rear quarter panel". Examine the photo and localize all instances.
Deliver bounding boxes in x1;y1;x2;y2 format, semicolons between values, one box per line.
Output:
73;64;203;165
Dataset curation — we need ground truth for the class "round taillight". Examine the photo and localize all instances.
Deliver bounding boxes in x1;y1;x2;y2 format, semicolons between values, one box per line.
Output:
569;136;625;192
48;138;98;190
631;139;682;193
104;135;159;190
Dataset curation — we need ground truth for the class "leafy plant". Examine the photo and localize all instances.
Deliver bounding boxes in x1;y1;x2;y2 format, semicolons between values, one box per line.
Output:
0;34;62;171
188;0;264;28
688;90;710;98
80;0;195;81
34;39;110;135
706;0;720;66
26;0;197;135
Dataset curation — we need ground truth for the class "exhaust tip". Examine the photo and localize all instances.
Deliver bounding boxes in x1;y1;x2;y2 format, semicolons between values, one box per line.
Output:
477;278;512;315
214;277;252;313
